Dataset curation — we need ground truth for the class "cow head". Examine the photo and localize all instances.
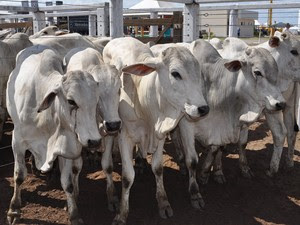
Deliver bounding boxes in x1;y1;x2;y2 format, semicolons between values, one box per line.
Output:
95;64;122;135
267;32;300;82
226;47;286;123
38;70;101;148
122;46;209;121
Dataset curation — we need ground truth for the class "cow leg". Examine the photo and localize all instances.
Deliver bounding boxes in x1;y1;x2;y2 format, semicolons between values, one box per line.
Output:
178;120;204;209
264;112;287;176
112;131;134;225
134;146;150;176
59;157;83;225
237;126;254;178
0;106;6;143
7;133;27;225
199;145;219;185
101;136;119;212
170;128;187;176
283;105;297;169
213;148;226;184
152;139;173;219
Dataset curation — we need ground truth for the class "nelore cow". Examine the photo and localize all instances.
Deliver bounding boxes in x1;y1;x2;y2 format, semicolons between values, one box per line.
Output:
219;32;300;176
0;33;32;143
6;45;101;225
64;47;122;212
168;40;285;184
103;37;208;224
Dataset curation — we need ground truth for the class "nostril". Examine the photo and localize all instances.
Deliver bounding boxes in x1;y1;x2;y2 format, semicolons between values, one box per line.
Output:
105;121;122;132
88;139;101;148
198;105;210;117
275;102;286;110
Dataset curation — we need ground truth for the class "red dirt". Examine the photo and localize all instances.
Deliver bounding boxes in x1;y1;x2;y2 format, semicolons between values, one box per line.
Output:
1;118;300;225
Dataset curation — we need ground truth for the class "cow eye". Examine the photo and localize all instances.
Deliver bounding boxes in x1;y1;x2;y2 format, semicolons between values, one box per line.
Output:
171;71;182;80
291;50;299;56
68;99;78;107
254;71;263;77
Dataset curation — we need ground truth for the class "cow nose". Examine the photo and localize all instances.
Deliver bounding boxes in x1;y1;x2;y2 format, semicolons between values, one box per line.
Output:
275;102;286;111
105;121;122;132
88;139;101;148
198;105;210;117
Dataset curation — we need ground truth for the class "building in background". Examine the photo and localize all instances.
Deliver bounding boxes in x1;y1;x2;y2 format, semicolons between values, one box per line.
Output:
199;10;258;37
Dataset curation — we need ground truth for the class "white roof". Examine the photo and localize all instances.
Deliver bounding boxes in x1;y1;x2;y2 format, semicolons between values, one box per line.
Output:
254;20;260;26
130;0;177;9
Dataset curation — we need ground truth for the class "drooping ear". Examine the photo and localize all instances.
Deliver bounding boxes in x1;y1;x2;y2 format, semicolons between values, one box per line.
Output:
268;36;280;48
281;32;289;40
224;60;242;72
122;63;156;76
239;110;260;123
37;92;58;113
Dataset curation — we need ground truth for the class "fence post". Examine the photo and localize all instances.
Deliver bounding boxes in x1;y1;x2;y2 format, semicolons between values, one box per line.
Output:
183;3;199;43
31;0;45;33
150;12;158;37
229;9;238;37
110;0;123;38
89;15;97;36
97;3;109;37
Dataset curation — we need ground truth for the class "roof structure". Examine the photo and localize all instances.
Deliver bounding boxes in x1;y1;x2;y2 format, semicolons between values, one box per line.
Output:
130;0;177;9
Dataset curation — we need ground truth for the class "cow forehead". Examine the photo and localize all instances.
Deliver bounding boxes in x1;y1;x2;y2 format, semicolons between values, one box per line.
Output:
63;71;98;100
248;48;278;83
162;47;199;71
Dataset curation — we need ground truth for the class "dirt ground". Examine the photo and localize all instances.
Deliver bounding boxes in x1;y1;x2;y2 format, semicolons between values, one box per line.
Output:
1;118;300;225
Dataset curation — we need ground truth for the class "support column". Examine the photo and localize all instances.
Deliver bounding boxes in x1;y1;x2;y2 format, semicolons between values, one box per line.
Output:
229;9;238;37
33;12;46;33
149;12;158;37
183;3;199;43
97;3;109;37
110;0;123;38
89;15;97;36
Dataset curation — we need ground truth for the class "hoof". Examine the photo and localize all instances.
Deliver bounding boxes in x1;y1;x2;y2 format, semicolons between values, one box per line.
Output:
108;196;120;212
198;173;209;185
7;210;21;225
158;205;173;219
112;215;126;225
240;167;254;179
265;169;275;177
213;174;226;184
191;196;205;210
71;218;84;225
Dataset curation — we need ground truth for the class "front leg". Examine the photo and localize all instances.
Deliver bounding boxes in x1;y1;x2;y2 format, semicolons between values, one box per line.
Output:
112;130;135;225
238;126;254;178
152;139;173;219
59;157;83;225
101;136;119;212
265;112;287;176
283;105;297;169
212;147;226;184
179;119;205;209
199;145;219;185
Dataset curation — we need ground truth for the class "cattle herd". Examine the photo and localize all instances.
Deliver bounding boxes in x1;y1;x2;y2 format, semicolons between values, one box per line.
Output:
0;26;299;225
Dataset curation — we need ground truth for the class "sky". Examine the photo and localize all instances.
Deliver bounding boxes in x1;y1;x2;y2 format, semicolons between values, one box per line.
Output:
1;0;300;26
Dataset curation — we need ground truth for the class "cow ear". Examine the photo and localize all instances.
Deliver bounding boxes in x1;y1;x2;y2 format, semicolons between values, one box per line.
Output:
269;36;280;48
122;63;156;76
37;92;57;113
224;60;242;72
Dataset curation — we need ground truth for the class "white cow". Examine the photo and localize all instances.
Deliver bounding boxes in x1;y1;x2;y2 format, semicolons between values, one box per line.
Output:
103;37;208;224
0;33;33;143
64;47;122;212
220;32;300;176
169;40;285;184
30;25;69;38
6;45;101;225
31;33;101;59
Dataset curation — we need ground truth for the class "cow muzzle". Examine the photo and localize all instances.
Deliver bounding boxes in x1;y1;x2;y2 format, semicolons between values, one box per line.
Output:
100;120;122;136
184;103;210;120
87;139;101;148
